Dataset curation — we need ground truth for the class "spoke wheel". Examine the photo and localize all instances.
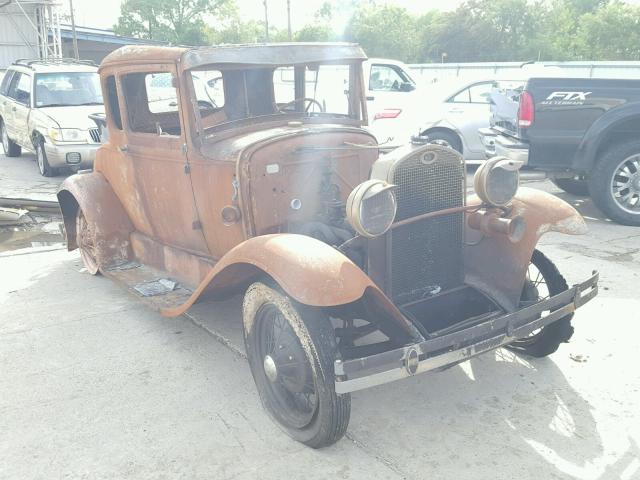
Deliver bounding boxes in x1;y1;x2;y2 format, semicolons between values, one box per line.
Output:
507;249;574;357
610;153;640;214
75;209;100;275
243;282;350;448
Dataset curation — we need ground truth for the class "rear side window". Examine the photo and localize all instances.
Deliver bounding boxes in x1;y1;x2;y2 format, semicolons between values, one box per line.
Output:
105;76;122;130
8;72;31;105
0;70;14;96
121;71;181;135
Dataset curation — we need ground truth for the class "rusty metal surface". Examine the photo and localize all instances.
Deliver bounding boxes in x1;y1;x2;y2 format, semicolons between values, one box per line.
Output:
464;186;587;312
57;172;134;270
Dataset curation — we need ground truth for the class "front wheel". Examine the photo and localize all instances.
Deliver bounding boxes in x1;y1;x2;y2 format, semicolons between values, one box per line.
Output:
35;138;56;177
76;209;100;275
588;139;640;226
507;249;574;358
243;282;350;448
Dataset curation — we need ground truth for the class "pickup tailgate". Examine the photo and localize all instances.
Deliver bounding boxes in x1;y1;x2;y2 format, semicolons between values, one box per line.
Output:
516;77;640;168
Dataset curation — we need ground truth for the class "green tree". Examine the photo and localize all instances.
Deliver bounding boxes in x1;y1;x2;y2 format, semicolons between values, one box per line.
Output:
114;0;231;45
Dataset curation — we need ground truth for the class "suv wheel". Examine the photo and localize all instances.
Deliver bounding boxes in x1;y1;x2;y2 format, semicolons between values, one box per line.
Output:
589;139;640;226
243;282;350;448
551;178;589;197
35;137;56;177
1;119;22;157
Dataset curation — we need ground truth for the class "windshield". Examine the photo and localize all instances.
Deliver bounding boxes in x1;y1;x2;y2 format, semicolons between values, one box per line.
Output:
34;72;102;108
190;63;359;134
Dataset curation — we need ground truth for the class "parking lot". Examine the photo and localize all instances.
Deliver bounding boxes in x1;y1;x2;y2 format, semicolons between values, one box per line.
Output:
1;147;639;479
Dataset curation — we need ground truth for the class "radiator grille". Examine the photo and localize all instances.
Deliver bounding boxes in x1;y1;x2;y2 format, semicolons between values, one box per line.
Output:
390;147;465;305
89;128;101;143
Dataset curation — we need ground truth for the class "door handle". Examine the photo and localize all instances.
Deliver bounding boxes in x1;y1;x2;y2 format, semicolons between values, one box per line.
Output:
119;144;129;153
366;96;375;101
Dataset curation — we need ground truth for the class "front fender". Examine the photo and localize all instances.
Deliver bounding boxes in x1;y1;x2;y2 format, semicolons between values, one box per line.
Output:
464;187;587;312
162;234;421;338
57;172;133;267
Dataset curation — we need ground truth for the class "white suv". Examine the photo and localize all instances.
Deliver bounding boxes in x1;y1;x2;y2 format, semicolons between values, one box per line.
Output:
0;59;104;176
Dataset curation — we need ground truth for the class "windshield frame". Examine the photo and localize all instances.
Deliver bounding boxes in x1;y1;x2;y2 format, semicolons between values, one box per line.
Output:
34;71;103;108
186;60;367;140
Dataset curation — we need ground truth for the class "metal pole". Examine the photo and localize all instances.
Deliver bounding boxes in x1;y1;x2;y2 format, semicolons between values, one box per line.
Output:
287;0;291;41
263;0;269;42
69;0;79;59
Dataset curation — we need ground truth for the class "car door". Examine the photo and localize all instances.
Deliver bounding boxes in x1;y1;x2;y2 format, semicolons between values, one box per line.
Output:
119;65;209;255
444;82;493;157
4;71;32;147
0;70;15;130
365;63;417;125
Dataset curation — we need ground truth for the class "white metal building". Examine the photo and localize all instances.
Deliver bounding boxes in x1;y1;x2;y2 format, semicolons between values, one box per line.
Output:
0;0;62;69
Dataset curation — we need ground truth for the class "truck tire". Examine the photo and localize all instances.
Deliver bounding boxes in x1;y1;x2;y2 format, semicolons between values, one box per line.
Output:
1;119;22;157
551;178;589;197
588;139;640;226
243;282;350;448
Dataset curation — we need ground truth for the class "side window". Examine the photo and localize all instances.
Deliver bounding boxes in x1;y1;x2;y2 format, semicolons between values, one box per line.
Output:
7;72;31;105
121;71;181;136
0;70;14;96
369;65;410;92
105;76;122;130
468;83;493;103
14;73;32;105
450;88;471;103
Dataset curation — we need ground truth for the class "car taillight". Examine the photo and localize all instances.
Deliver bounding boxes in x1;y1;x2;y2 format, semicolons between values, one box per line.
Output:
374;109;402;121
518;91;534;128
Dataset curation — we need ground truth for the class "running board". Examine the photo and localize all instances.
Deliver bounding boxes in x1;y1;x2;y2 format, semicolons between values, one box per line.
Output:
102;262;193;313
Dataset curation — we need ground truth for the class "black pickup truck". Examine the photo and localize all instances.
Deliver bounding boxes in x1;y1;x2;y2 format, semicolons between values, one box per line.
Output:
479;77;640;226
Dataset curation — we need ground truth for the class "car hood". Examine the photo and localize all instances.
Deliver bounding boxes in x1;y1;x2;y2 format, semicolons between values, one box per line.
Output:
38;105;105;129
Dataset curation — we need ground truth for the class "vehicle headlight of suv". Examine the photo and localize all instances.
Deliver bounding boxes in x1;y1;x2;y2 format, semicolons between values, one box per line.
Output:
49;128;87;143
473;157;523;207
346;179;397;238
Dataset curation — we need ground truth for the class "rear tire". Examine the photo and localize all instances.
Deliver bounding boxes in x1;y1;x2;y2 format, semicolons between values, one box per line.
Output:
1;119;21;157
551;178;589;197
243;282;350;448
423;130;463;153
588;139;640;226
508;249;574;358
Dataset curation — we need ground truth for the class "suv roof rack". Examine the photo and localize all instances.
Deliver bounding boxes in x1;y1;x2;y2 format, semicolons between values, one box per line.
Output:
12;58;97;68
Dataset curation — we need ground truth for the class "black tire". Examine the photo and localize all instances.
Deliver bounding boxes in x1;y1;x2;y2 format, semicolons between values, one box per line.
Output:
507;249;574;358
1;119;22;157
422;130;463;153
588;139;640;226
551;178;589;197
35;137;56;177
243;282;350;448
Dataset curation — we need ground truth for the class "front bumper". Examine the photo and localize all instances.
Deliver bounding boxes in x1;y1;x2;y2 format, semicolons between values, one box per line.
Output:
44;141;99;169
334;271;598;394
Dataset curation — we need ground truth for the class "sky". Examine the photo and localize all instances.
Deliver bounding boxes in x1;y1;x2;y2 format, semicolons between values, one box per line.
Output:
65;0;640;32
64;0;466;31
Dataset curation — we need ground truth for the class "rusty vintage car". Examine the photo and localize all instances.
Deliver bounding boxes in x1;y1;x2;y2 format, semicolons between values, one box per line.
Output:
58;43;598;448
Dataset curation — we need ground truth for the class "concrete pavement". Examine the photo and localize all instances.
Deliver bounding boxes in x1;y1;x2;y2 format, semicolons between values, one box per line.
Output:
1;149;640;479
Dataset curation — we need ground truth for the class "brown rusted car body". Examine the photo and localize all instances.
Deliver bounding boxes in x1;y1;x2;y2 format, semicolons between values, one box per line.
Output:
58;43;598;446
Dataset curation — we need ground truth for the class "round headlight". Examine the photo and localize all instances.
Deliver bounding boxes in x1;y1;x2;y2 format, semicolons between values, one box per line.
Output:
346;180;397;238
473;157;522;207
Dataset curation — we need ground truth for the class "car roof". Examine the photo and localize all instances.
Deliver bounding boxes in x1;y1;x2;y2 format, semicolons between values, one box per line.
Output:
9;60;98;74
101;43;368;70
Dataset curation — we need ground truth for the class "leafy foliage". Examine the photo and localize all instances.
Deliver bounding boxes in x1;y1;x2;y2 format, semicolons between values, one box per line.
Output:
114;0;640;61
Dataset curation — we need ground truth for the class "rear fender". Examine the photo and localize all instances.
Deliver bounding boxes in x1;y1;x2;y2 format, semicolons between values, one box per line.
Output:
162;234;422;340
464;187;587;312
57;172;134;268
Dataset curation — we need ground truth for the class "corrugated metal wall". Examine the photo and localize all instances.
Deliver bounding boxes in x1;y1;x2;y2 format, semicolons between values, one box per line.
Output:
0;2;40;68
408;61;640;85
